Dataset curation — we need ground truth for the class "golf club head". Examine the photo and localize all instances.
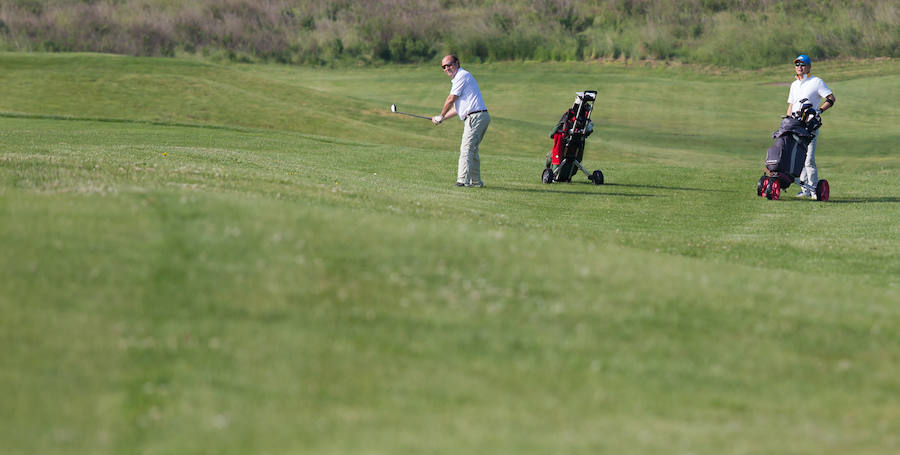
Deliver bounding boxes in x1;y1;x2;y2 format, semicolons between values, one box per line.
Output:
389;104;432;121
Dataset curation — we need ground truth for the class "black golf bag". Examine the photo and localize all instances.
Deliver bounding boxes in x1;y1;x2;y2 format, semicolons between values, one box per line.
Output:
757;100;829;201
542;91;604;185
765;116;813;177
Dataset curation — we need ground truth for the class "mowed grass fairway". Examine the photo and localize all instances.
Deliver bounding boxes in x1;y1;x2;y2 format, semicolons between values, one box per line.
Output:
2;53;899;454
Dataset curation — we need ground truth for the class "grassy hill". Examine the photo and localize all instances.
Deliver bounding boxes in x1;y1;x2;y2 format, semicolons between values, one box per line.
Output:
1;53;899;454
1;0;898;67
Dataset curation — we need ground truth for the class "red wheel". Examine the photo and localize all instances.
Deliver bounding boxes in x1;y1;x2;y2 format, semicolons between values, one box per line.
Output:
757;175;768;197
770;180;781;200
816;179;830;202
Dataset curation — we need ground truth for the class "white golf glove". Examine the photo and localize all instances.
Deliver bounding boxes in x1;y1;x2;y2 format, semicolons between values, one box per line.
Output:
431;115;443;125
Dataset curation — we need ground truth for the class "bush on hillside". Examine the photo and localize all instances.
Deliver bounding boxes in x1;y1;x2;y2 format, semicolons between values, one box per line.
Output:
0;0;896;67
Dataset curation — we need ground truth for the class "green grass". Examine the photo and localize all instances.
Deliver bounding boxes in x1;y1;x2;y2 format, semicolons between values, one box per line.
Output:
1;53;899;454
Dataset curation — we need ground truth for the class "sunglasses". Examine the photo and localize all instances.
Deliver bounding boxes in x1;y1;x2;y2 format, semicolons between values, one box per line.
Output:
794;62;809;67
441;63;455;69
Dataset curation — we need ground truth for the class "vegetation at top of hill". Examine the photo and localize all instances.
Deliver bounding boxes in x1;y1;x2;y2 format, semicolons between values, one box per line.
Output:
1;0;897;68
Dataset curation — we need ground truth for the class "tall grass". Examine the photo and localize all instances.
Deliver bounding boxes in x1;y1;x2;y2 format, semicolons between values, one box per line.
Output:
0;0;897;67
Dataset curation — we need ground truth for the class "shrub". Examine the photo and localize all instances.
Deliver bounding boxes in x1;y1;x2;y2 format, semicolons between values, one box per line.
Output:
0;0;896;66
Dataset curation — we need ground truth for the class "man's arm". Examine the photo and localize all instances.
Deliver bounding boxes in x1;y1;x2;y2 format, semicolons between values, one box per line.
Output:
819;94;835;113
787;103;794;116
440;94;458;119
434;94;458;125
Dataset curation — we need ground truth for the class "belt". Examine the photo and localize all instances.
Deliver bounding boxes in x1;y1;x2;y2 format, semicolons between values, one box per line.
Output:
465;109;487;119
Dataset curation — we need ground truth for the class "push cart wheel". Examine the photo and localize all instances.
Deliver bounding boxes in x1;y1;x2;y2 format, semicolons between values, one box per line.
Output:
815;179;830;202
765;179;780;200
590;170;604;185
541;168;553;184
757;175;768;197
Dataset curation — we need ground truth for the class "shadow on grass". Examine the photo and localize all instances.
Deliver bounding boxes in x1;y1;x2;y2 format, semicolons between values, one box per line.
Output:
764;196;900;204
825;197;900;204
489;184;657;197
603;182;720;193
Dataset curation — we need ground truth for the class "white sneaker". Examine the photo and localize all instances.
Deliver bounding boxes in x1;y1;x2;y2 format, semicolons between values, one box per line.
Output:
795;190;810;198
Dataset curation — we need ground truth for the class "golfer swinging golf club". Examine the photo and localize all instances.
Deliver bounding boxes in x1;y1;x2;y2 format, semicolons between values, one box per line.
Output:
787;54;835;199
433;54;490;188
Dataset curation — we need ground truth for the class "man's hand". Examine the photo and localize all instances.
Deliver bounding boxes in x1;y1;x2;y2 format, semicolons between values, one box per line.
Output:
431;115;443;125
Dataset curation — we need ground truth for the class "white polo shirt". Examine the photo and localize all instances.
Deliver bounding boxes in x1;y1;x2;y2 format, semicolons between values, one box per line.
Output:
449;68;487;120
788;74;832;113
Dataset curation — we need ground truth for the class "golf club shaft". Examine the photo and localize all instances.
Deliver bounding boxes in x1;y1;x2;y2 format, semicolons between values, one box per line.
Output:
395;111;432;120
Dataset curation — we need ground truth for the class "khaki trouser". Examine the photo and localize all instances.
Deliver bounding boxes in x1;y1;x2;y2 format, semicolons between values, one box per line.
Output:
458;111;490;185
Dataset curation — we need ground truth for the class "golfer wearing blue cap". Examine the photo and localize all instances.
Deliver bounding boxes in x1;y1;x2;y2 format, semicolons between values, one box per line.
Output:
787;54;836;198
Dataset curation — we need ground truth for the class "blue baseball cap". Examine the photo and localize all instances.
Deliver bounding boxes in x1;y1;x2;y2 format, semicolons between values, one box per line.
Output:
794;54;811;65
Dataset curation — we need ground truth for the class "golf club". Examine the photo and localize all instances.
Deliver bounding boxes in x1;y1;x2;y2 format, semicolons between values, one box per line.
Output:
390;104;432;121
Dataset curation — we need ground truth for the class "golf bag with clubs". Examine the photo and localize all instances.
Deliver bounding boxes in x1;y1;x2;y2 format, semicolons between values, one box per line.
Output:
757;100;830;201
542;91;604;185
